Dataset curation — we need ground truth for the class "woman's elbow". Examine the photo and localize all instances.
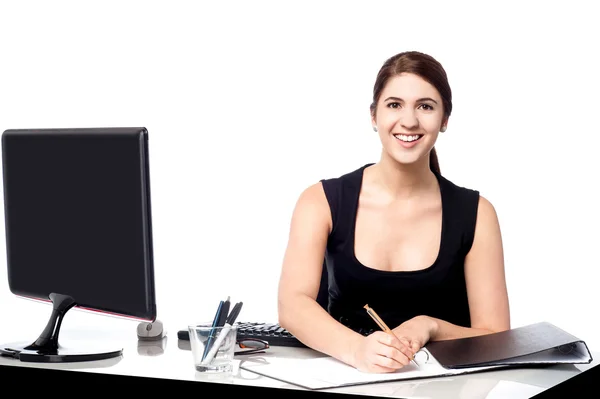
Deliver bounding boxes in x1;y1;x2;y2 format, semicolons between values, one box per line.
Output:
277;295;292;329
277;292;307;330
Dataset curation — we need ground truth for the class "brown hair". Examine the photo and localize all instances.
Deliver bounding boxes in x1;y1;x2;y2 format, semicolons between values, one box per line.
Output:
370;51;452;174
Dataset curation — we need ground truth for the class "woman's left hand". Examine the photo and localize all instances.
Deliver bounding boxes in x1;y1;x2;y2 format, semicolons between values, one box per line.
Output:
391;316;438;355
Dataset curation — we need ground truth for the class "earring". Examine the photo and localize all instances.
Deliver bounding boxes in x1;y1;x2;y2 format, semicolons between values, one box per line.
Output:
440;126;447;132
373;126;378;132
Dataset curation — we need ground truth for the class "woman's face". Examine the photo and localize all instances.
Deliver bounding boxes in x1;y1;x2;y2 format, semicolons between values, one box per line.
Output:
372;72;446;168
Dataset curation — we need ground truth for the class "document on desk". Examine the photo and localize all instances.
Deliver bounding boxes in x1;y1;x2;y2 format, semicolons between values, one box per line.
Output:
239;349;503;390
239;322;593;390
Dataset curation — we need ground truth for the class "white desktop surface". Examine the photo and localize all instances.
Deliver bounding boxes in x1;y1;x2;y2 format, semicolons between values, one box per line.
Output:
0;316;596;399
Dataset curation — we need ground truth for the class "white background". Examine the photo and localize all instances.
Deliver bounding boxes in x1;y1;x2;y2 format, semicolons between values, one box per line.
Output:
0;1;598;352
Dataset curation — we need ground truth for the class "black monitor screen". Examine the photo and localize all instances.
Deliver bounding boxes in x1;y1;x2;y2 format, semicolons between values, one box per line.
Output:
1;127;156;321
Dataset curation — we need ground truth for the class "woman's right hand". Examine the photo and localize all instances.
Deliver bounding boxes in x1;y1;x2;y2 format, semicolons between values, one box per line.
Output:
350;331;414;373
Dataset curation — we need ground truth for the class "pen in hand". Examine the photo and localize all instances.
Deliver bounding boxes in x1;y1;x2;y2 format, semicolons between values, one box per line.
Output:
364;304;419;368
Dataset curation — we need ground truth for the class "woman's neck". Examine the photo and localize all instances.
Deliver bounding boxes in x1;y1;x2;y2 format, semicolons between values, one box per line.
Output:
367;152;438;200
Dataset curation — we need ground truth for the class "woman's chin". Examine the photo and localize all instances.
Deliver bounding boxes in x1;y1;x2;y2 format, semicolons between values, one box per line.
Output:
386;152;429;168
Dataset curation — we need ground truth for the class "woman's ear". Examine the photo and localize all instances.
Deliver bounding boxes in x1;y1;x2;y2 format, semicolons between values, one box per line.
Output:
371;110;377;132
440;117;449;132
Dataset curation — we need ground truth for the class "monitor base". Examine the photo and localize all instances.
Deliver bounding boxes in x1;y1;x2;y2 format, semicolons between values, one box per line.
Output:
0;292;123;363
0;341;123;363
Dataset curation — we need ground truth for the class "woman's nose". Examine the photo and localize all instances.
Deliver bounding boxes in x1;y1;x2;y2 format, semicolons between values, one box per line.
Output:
399;109;419;129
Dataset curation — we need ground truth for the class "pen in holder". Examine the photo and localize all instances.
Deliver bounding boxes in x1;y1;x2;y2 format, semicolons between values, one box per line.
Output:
201;297;229;362
189;323;238;373
189;300;243;374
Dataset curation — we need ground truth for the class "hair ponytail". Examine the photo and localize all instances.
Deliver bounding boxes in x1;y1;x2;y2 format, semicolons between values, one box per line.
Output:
430;147;440;174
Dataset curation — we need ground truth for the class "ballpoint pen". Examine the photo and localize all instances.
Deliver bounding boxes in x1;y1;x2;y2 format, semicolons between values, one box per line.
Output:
364;304;419;368
201;298;226;361
201;301;244;365
218;296;231;327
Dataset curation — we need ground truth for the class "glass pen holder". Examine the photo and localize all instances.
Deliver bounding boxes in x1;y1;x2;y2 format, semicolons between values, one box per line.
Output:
188;322;238;374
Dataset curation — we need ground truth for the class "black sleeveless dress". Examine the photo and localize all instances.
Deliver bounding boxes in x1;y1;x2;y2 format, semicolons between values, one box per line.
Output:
319;163;480;335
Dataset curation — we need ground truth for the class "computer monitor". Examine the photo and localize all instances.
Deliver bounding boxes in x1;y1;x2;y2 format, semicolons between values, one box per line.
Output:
0;127;157;363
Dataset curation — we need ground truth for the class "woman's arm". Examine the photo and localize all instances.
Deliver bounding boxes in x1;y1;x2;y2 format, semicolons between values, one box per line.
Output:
431;195;511;341
277;182;363;366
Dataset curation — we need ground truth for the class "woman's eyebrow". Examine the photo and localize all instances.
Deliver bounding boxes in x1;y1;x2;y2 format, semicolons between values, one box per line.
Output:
384;96;438;104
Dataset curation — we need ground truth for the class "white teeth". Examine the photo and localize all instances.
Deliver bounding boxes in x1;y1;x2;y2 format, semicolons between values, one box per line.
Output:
394;134;421;142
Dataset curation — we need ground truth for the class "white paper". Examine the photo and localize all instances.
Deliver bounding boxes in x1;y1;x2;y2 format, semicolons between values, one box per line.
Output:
239;348;503;390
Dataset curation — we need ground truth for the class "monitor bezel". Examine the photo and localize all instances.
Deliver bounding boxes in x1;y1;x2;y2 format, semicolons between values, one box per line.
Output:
1;127;157;323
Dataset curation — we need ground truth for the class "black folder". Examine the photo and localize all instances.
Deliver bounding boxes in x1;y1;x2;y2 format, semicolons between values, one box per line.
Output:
424;321;593;369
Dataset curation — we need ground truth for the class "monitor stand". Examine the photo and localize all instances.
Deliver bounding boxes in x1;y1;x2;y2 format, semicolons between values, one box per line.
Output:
0;293;123;363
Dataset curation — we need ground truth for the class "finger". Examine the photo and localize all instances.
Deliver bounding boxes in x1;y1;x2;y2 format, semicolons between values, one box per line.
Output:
392;337;416;361
377;333;415;362
377;331;406;350
375;342;411;367
395;335;420;358
373;353;407;371
411;340;422;354
398;337;411;348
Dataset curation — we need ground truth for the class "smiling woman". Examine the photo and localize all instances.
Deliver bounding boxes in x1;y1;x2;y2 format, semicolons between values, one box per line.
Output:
277;51;510;374
369;51;452;174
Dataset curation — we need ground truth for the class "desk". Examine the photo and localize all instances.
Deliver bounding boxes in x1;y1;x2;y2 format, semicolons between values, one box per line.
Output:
0;323;597;398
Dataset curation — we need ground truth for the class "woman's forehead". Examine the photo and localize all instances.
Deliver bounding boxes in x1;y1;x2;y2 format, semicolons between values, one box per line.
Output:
381;73;440;101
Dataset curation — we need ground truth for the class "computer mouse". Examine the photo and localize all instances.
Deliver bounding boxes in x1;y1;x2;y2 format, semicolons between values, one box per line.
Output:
137;320;166;341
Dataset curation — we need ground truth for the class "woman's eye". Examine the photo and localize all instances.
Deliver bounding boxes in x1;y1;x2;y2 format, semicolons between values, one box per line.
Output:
387;102;401;109
419;104;434;110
